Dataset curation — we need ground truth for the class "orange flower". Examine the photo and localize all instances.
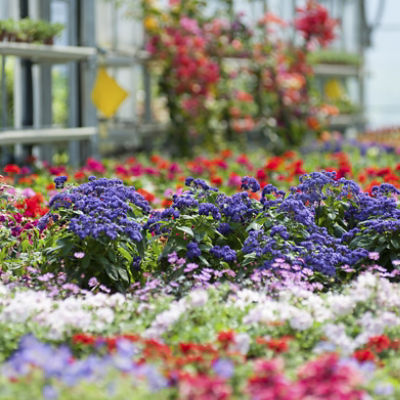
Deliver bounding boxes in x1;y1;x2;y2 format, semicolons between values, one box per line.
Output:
306;116;320;130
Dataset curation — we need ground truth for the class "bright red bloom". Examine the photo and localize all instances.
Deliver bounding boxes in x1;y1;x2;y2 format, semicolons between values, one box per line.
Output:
295;0;337;47
267;338;290;354
72;333;96;346
16;193;48;218
366;335;391;353
74;171;86;180
353;349;376;363
265;156;284;171
211;175;223;187
4;164;21;175
217;331;235;349
137;188;156;203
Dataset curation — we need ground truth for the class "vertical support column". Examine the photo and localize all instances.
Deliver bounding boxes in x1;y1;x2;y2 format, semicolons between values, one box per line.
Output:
357;0;366;132
1;55;7;130
79;0;98;161
0;55;8;166
19;0;34;163
263;0;268;13
143;65;152;124
142;62;153;153
36;0;53;164
67;0;80;167
339;0;345;51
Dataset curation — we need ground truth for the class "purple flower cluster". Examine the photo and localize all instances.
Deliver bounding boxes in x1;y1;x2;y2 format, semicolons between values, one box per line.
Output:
41;178;150;242
241;176;260;192
198;203;221;220
2;335;167;393
187;241;201;259
54;175;68;189
210;245;237;262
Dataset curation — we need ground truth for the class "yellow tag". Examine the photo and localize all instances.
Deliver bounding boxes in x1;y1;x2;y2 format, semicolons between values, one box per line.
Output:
91;68;129;118
324;79;344;100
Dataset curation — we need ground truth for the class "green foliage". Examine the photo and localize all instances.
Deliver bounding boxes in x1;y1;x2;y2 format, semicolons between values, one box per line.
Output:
0;18;64;44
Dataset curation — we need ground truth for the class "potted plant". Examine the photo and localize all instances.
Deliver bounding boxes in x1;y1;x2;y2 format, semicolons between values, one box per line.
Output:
43;22;64;45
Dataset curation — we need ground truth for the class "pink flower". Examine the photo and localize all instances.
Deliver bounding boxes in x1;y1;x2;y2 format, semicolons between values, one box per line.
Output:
179;374;231;400
368;252;380;260
180;17;201;35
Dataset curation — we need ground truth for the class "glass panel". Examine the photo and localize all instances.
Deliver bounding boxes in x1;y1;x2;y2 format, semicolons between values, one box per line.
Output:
51;0;69;127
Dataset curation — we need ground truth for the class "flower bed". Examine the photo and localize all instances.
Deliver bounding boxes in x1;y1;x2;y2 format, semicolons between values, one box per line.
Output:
1;146;400;398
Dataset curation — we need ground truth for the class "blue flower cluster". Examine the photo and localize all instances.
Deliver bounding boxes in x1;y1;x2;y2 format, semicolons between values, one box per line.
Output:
54;175;68;189
198;203;221;220
59;172;400;277
217;192;259;223
210;245;237;262
41;178;150;242
187;241;201;259
241;176;260;192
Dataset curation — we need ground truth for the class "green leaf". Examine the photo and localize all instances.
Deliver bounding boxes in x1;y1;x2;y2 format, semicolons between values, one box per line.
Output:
198;256;210;267
177;226;194;237
104;264;119;282
118;245;133;263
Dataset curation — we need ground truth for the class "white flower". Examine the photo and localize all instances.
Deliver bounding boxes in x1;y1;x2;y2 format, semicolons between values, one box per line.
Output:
232;332;250;355
93;307;115;330
289;310;313;331
143;299;187;339
188;289;208;308
327;294;354;317
323;323;355;355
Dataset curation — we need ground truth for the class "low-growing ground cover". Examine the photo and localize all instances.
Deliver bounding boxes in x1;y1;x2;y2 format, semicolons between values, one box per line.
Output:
1;144;400;398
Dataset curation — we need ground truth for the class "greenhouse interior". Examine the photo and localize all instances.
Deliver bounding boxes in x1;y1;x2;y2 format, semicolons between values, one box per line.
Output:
1;0;400;399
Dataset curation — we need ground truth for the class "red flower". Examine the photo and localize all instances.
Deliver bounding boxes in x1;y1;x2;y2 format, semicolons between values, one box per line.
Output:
211;175;223;187
217;331;235;350
217;330;235;343
353;349;376;363
72;333;96;346
4;164;21;175
367;335;391;353
74;171;86;180
265;156;284;171
295;0;337;47
137;188;156;203
267;338;290;354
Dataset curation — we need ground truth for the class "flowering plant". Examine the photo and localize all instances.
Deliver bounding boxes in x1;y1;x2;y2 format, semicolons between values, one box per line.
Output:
142;0;338;154
39;177;151;291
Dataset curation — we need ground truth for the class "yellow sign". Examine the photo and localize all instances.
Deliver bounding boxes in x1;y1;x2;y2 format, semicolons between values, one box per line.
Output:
91;68;129;118
324;79;344;100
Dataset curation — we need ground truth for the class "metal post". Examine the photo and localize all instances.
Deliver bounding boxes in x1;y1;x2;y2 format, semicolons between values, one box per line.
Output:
0;55;7;166
67;0;80;167
358;0;366;131
37;0;53;164
1;55;7;130
79;0;98;161
19;0;34;163
143;66;152;123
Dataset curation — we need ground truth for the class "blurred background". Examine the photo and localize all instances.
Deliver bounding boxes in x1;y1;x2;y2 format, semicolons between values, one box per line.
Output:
0;0;398;165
